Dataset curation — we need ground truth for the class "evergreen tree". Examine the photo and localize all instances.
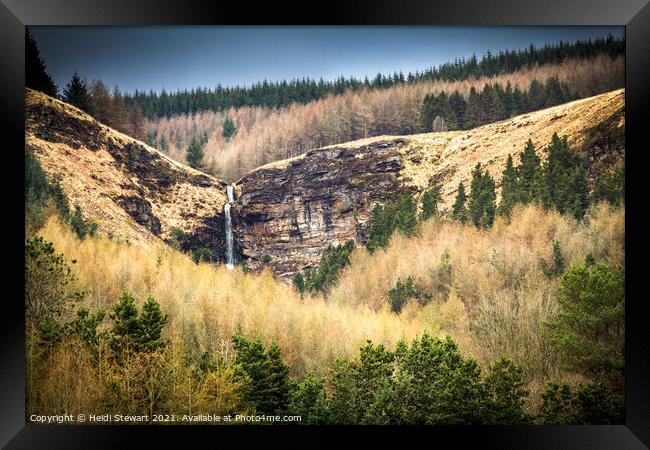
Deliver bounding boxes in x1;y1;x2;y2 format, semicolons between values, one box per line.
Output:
452;182;469;224
481;84;504;123
63;71;91;112
25;29;57;97
544;239;566;278
545;263;624;378
302;240;355;294
429;249;453;302
232;334;291;415
541;133;588;218
159;135;169;152
528;79;546;110
517;139;542;204
569;160;589;220
592;164;624;207
288;372;329;424
292;272;305;295
137;296;169;351
328;341;394;424
366;194;418;253
109;292;141;353
108;292;168;354
468;163;497;228
386;276;418;313
482;358;531;424
89;80;112;125
449;90;467;130
420;183;442;221
464;87;481;129
542;263;625;424
497;155;519;218
186;136;205;169
222;116;237;140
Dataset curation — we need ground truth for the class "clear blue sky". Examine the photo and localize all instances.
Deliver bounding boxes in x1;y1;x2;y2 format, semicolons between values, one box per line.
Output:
29;26;623;94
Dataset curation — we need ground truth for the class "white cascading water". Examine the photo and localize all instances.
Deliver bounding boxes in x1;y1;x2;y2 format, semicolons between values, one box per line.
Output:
224;185;235;269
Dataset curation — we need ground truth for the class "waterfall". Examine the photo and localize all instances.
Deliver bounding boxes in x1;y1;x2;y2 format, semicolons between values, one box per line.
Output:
224;185;235;269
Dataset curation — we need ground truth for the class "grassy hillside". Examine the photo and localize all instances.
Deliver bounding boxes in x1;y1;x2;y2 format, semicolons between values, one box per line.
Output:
254;89;624;214
30;201;623;415
146;55;623;181
25;88;229;257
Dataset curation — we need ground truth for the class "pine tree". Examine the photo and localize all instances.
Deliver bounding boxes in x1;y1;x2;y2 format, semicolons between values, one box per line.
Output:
222;116;237;140
452;182;468;224
63;71;91;112
449;91;467;130
517;139;542;204
186;136;205;169
481;84;504;123
541;133;575;214
25;29;58;97
420;182;442;221
497;155;519;218
137;296;169;351
465;87;481;129
468;163;496;228
232;334;290;415
159;136;169;152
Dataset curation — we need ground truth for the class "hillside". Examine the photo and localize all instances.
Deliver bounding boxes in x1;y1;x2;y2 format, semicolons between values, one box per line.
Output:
146;54;623;181
26;88;624;279
26;88;229;259
233;89;624;277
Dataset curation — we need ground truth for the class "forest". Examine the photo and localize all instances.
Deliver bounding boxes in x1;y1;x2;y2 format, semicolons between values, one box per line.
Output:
120;34;623;118
39;30;625;181
25;131;624;424
25;29;625;425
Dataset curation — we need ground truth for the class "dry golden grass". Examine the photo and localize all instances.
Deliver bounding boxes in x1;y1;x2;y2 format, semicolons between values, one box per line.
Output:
26;88;228;248
38;216;436;378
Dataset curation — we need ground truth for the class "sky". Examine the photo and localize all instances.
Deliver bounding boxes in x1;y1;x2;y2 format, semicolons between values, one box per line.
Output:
29;26;624;94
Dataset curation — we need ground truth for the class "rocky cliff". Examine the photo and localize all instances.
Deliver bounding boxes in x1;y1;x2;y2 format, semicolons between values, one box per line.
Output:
232;89;625;279
27;88;624;280
26;88;229;260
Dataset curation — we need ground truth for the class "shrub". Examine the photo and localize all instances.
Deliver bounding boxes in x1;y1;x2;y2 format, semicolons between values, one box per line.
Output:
386;276;419;313
70;205;98;240
191;245;213;263
25;148;70;231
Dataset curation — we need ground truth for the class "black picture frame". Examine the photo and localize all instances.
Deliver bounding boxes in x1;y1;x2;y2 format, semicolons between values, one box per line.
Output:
2;0;648;448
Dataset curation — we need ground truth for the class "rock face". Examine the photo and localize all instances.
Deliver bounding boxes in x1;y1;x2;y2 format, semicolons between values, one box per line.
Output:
26;88;229;261
27;88;625;280
233;140;415;277
231;89;625;279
